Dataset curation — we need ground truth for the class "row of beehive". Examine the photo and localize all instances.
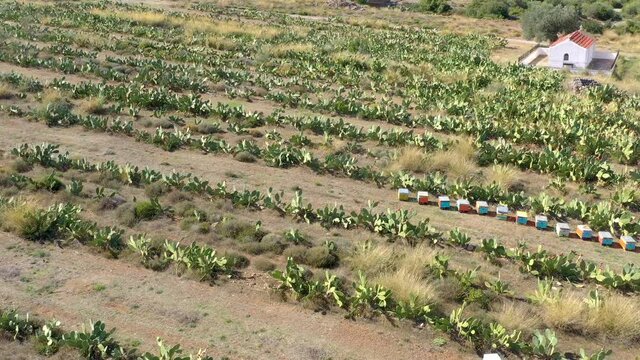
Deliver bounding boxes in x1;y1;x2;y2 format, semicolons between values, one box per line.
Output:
398;189;637;251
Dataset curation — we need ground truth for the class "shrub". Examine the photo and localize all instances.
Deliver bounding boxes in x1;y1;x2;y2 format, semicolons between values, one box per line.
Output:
522;3;580;42
78;97;108;115
623;0;640;17
144;182;168;198
224;251;250;269
218;219;264;242
282;245;308;264
235;151;257;163
197;123;222;134
466;0;510;19
116;204;137;227
0;83;13;99
11;159;32;173
417;0;451;14
304;246;339;268
583;2;617;21
581;19;604;35
253;257;276;272
134;199;163;220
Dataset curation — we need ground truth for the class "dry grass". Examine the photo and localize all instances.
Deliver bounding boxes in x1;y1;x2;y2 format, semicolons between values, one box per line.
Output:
41;88;63;105
396;244;436;276
77;97;107;115
0;200;37;233
330;51;372;67
206;36;237;51
540;293;584;332
91;9;283;39
375;267;438;305
265;43;314;57
347;242;396;277
584;293;640;338
425;138;477;178
0;83;13;99
388;147;427;173
485;164;520;191
91;9;170;27
492;301;542;336
184;19;282;39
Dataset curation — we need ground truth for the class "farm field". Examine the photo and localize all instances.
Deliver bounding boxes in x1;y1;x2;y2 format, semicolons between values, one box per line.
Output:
1;0;640;359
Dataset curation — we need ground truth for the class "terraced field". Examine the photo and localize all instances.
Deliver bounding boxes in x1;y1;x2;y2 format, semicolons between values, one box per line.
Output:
0;1;639;359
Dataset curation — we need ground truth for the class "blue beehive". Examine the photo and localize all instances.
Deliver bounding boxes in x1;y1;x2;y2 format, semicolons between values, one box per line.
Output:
496;205;509;221
619;236;637;251
598;231;613;246
516;211;528;225
476;201;489;215
438;196;451;210
576;225;593;240
535;215;548;230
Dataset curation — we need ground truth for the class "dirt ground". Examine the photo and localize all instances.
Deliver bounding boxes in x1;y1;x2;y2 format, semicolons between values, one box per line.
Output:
0;232;472;360
1;119;637;269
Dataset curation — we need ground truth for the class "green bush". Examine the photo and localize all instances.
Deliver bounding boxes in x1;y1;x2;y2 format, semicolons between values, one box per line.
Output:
134;199;163;220
623;0;640;17
522;3;579;42
581;19;604;34
417;0;451;14
466;0;510;19
583;2;618;21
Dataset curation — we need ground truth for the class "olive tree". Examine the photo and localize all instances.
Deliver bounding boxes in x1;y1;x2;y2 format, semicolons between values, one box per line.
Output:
521;3;580;42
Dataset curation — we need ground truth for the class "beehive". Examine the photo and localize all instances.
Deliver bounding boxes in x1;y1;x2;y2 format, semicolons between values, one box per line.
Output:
619;235;637;251
516;211;528;225
535;215;548;230
576;225;593;240
398;188;410;201
476;201;489;215
556;222;570;237
417;191;430;205
597;231;613;246
457;199;471;213
438;196;451;210
496;205;509;221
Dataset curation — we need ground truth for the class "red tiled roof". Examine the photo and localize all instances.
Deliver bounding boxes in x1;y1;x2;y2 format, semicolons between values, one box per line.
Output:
550;30;595;49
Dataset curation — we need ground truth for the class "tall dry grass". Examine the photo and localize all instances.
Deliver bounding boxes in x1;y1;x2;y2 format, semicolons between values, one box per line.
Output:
388;147;427;173
0;199;37;233
492;301;542;336
584;293;640;338
77;97;107;115
540;293;584;332
265;43;314;57
425;138;477;178
348;242;397;278
486;164;520;191
0;83;13;99
348;242;440;305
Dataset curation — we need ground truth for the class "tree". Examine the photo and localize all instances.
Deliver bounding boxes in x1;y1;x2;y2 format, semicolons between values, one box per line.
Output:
521;3;580;42
466;0;510;19
583;2;617;21
418;0;451;14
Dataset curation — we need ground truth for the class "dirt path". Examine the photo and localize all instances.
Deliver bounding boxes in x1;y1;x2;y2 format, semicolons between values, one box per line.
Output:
1;118;637;267
0;232;470;360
